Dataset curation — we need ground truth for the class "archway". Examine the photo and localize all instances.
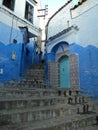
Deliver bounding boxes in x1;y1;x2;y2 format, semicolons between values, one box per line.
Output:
51;41;69;61
46;41;70;88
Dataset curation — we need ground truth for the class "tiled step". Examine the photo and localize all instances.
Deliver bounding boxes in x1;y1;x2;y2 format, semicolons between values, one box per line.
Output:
0;114;97;130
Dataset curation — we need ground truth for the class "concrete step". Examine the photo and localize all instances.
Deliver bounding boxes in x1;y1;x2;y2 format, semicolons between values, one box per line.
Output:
0;62;97;130
28;64;44;70
0;81;46;89
0;88;58;98
0;104;78;124
0;114;97;130
79;125;98;130
0;103;96;125
24;75;45;79
26;69;44;74
0;96;68;110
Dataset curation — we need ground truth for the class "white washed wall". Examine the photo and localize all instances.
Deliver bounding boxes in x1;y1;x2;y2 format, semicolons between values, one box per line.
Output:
47;1;73;39
47;0;98;52
0;0;41;34
71;0;98;47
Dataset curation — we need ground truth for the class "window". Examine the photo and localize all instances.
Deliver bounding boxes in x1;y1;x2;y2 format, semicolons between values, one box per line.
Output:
25;2;34;23
3;0;15;11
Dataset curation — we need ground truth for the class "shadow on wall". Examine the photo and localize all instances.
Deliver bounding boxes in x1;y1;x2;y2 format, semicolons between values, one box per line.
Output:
70;43;98;99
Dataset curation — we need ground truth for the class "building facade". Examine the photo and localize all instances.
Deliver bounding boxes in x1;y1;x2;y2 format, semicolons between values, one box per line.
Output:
46;0;98;99
0;0;42;82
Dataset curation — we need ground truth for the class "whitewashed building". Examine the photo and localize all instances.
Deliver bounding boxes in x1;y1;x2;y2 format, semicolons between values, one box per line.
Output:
46;0;98;99
0;0;42;82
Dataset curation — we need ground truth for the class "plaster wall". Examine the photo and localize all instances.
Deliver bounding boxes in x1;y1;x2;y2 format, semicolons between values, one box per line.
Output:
46;0;98;98
47;0;98;50
70;44;98;97
47;1;73;39
71;5;98;47
0;0;42;82
47;29;76;53
0;1;41;45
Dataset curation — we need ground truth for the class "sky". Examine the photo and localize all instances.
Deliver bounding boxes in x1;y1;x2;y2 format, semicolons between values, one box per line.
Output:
41;0;79;17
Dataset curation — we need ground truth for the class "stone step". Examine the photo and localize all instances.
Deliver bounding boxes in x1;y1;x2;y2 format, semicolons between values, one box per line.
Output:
0;87;85;97
25;71;44;75
0;88;58;97
0;98;95;117
0;104;78;124
28;64;44;70
0;103;96;125
0;61;97;130
0;96;68;110
0;81;46;89
0;114;97;130
57;89;82;96
26;69;44;74
24;75;45;79
79;125;98;130
0;86;91;99
0;86;89;99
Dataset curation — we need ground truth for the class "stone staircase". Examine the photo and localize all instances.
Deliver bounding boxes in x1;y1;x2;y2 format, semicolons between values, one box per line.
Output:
0;63;98;130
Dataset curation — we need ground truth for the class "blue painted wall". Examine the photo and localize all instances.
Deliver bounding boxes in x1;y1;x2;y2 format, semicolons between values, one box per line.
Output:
0;22;23;45
70;43;98;99
0;22;41;82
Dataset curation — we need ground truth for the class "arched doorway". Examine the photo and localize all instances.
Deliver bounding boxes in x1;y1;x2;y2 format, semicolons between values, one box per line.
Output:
59;55;70;88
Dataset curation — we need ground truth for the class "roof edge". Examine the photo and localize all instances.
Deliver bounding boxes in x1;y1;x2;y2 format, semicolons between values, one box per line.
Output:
46;0;72;27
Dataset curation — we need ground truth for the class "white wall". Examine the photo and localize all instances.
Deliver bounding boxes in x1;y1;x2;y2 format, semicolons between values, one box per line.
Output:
47;2;73;39
0;0;2;5
47;0;98;52
15;0;41;28
15;0;26;18
0;0;41;34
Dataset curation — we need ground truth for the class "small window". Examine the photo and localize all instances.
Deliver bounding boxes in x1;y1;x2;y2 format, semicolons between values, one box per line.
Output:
3;0;15;11
25;2;34;23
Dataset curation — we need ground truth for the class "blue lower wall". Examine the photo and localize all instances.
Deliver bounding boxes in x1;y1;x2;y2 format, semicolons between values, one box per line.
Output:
0;42;22;82
0;40;41;82
0;42;34;82
70;43;98;98
0;22;42;82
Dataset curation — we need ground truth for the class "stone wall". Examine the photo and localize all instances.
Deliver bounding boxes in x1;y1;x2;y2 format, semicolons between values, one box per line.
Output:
48;62;59;88
69;54;79;90
48;51;79;89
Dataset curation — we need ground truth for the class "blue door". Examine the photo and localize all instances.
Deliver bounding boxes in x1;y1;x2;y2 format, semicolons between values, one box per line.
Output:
60;56;70;88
